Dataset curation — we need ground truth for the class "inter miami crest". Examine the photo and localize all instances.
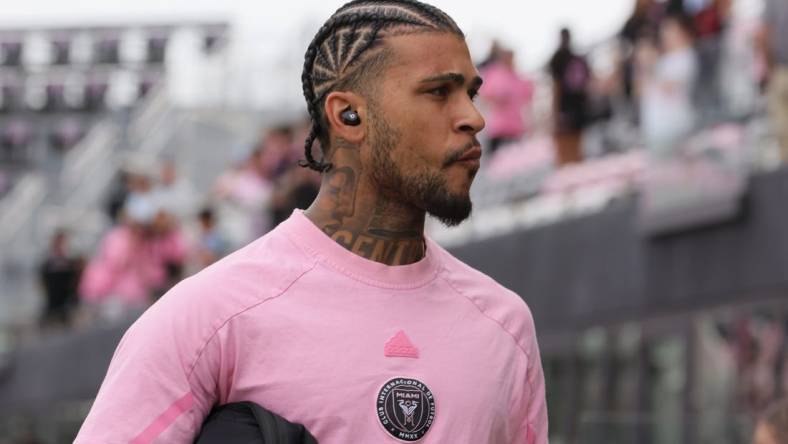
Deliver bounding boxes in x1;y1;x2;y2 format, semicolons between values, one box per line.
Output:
376;377;435;442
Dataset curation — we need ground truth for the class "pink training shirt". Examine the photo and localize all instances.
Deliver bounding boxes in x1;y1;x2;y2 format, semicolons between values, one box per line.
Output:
76;210;548;443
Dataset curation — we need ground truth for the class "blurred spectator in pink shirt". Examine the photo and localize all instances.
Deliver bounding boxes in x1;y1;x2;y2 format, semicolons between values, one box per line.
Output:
480;49;534;153
79;198;162;322
78;196;187;323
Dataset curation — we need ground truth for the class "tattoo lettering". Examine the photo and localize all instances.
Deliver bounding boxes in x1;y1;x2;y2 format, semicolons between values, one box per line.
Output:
304;138;426;266
330;230;355;249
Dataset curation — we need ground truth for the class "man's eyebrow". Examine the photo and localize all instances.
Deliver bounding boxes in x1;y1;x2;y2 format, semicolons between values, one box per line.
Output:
420;72;483;88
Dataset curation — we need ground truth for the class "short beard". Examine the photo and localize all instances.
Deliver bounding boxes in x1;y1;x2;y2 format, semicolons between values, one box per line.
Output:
368;105;473;227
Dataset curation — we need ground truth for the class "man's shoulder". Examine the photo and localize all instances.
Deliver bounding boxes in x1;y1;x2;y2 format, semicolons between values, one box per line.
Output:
432;242;536;356
141;227;317;335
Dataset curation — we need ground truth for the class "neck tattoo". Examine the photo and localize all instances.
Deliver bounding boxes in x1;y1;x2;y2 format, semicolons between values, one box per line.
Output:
305;140;426;266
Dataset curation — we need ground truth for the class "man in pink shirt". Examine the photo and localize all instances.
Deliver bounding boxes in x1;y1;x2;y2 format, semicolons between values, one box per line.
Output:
76;1;549;443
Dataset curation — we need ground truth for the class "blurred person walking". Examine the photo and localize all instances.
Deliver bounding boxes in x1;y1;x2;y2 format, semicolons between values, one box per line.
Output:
477;39;504;71
760;0;788;162
151;158;199;222
549;27;591;166
693;0;731;123
75;1;548;442
620;0;668;113
191;207;227;270
213;146;275;247
122;157;157;219
637;15;699;160
149;206;189;298
105;171;130;223
479;48;534;153
38;229;83;327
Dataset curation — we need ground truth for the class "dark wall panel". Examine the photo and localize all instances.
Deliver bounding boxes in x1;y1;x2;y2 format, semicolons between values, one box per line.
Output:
451;168;788;334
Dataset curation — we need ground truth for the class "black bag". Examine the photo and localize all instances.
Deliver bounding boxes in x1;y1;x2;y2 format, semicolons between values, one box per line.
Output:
194;401;318;444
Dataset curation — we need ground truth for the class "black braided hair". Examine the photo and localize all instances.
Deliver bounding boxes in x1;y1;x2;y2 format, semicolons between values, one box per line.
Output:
299;0;463;172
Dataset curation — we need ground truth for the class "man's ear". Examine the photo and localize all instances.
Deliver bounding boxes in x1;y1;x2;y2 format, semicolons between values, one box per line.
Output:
324;91;365;144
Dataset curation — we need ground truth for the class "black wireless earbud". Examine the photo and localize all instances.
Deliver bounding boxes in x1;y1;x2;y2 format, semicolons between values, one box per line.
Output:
340;109;361;126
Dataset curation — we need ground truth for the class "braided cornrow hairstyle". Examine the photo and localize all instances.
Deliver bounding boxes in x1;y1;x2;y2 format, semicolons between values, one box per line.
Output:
299;0;463;172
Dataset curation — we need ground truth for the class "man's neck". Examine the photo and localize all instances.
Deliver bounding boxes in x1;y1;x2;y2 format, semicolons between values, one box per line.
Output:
303;141;426;266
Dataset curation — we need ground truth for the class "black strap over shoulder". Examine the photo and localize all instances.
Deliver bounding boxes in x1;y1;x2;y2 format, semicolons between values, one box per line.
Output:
194;401;318;444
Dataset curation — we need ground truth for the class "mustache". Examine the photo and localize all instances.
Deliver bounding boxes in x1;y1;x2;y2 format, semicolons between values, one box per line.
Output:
442;139;481;167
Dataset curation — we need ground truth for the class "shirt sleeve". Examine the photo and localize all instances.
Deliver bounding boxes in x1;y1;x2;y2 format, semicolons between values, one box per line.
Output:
74;279;222;443
513;303;548;444
524;333;549;444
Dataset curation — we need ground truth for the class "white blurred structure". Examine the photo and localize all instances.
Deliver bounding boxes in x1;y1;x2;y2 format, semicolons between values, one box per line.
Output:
0;0;634;110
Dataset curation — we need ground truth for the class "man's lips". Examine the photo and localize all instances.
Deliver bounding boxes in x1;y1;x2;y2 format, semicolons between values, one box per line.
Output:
457;145;482;162
443;141;483;167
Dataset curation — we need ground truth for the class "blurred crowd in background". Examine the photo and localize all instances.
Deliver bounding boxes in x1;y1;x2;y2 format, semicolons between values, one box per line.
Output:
38;120;321;328
479;0;783;164
33;0;788;331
